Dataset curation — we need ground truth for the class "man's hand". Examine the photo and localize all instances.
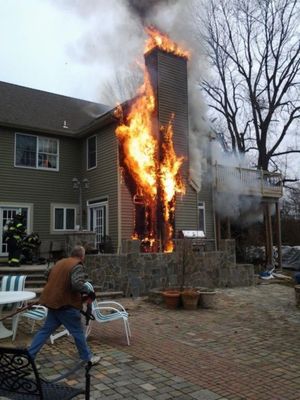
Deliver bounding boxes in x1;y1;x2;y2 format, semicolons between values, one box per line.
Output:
81;291;96;303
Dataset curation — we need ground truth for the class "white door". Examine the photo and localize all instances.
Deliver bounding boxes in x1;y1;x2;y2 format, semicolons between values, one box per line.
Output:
88;202;107;250
0;207;29;256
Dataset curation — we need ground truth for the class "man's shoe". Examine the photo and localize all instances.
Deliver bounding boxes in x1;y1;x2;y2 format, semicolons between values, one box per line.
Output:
89;355;100;365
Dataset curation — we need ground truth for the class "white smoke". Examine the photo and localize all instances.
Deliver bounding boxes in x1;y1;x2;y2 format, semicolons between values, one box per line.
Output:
51;0;263;220
50;0;210;192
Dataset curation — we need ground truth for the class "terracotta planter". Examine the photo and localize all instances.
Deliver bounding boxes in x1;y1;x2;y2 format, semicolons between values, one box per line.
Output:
199;289;217;309
181;290;200;310
162;290;181;309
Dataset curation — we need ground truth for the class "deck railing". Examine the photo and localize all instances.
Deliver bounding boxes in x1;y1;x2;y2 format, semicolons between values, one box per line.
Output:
213;164;283;198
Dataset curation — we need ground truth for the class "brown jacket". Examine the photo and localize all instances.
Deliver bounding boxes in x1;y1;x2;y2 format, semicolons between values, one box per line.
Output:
39;257;83;310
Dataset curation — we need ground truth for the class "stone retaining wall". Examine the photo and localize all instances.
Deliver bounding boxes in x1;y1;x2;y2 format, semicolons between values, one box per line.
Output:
85;239;255;296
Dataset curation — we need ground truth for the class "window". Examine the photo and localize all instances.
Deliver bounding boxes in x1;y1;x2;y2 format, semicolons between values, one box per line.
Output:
15;133;58;170
87;136;96;170
198;201;206;232
53;207;76;231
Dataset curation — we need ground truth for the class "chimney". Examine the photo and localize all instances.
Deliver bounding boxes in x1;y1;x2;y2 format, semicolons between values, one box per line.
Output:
144;48;190;240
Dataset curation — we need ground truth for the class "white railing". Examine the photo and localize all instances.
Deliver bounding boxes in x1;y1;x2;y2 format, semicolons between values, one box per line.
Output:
213;164;283;198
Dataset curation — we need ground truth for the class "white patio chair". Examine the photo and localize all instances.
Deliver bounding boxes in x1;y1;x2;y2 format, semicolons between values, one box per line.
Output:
19;304;69;344
18;304;48;340
0;275;27;341
84;282;131;345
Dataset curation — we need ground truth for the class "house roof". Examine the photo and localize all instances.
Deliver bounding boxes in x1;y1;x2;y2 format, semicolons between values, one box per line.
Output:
0;81;113;136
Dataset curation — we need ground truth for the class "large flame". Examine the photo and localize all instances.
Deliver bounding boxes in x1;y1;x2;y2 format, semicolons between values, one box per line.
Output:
145;26;190;59
115;27;187;252
116;72;157;202
160;117;185;252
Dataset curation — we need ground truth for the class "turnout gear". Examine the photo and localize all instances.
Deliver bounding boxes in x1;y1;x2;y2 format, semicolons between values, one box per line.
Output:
22;232;41;264
3;213;26;267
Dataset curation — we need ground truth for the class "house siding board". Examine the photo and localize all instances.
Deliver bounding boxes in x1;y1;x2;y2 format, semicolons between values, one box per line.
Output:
83;124;119;251
120;179;134;242
0;128;80;243
145;49;197;233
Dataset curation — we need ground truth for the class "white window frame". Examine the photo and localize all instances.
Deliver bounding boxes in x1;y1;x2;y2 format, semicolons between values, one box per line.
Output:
87;199;108;248
51;204;77;233
198;201;206;233
87;135;97;170
15;132;59;171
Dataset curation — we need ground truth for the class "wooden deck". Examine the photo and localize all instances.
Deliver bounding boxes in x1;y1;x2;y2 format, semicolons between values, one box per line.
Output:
213;164;283;198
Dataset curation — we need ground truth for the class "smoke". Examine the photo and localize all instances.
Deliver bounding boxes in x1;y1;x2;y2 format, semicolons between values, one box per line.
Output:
125;0;176;22
125;0;211;192
53;0;210;190
51;0;260;220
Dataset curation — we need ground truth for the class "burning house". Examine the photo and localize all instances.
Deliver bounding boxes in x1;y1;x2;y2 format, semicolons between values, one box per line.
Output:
115;27;193;253
0;27;282;276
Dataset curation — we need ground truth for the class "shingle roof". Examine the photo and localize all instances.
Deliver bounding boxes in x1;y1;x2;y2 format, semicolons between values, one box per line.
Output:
0;81;112;135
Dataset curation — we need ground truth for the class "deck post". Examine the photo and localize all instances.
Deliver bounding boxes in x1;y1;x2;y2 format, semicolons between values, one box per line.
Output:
215;213;221;251
264;202;273;265
275;201;282;270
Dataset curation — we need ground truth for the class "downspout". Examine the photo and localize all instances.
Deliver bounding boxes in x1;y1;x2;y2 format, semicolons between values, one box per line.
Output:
117;146;122;254
212;162;218;251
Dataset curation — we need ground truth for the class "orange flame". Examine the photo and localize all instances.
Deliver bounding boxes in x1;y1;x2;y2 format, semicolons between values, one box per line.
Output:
115;27;187;252
145;26;190;59
116;72;157;202
160;117;185;252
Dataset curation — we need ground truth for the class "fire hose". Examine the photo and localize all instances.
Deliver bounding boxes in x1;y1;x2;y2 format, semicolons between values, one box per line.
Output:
0;301;39;322
80;292;96;325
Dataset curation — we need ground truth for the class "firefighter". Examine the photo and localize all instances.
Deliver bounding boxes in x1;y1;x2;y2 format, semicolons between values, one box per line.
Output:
3;213;26;267
22;232;41;264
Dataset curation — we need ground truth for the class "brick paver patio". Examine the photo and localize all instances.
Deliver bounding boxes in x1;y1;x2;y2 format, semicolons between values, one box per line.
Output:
1;283;299;399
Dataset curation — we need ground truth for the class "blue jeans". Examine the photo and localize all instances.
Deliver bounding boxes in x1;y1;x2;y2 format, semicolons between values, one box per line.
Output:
28;307;92;361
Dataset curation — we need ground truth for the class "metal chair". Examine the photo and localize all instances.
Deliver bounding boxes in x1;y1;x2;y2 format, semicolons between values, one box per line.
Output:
0;275;27;341
0;346;91;399
47;240;65;267
84;282;131;345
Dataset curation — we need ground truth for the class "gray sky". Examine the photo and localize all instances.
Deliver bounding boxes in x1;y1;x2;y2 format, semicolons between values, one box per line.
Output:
0;0;145;103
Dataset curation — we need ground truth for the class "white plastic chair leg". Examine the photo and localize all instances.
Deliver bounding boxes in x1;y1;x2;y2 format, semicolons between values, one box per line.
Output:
50;329;70;344
123;319;130;345
12;314;20;342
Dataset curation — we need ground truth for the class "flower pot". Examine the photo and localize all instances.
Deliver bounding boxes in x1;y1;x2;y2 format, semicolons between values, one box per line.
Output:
181;290;200;310
162;290;181;309
199;289;217;309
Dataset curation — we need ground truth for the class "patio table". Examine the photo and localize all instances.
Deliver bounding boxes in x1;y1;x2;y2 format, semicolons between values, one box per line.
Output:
0;291;36;339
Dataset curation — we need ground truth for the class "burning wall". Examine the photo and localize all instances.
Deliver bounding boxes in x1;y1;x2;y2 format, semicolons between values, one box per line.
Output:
115;29;192;253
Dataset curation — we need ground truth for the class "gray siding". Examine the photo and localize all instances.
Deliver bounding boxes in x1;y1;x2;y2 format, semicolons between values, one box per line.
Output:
81;123;119;252
145;49;199;234
0;128;81;245
120;176;134;244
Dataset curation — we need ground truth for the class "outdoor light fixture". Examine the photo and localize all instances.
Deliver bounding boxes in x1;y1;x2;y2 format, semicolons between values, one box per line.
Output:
72;177;89;230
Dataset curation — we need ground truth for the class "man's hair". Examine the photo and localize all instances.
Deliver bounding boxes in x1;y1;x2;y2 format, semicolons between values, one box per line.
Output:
71;245;85;258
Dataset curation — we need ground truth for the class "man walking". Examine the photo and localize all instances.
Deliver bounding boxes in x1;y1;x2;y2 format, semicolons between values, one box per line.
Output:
28;245;100;365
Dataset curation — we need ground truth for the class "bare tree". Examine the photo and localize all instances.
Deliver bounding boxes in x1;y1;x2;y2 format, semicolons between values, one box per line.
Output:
282;183;300;217
198;0;300;180
100;68;142;106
